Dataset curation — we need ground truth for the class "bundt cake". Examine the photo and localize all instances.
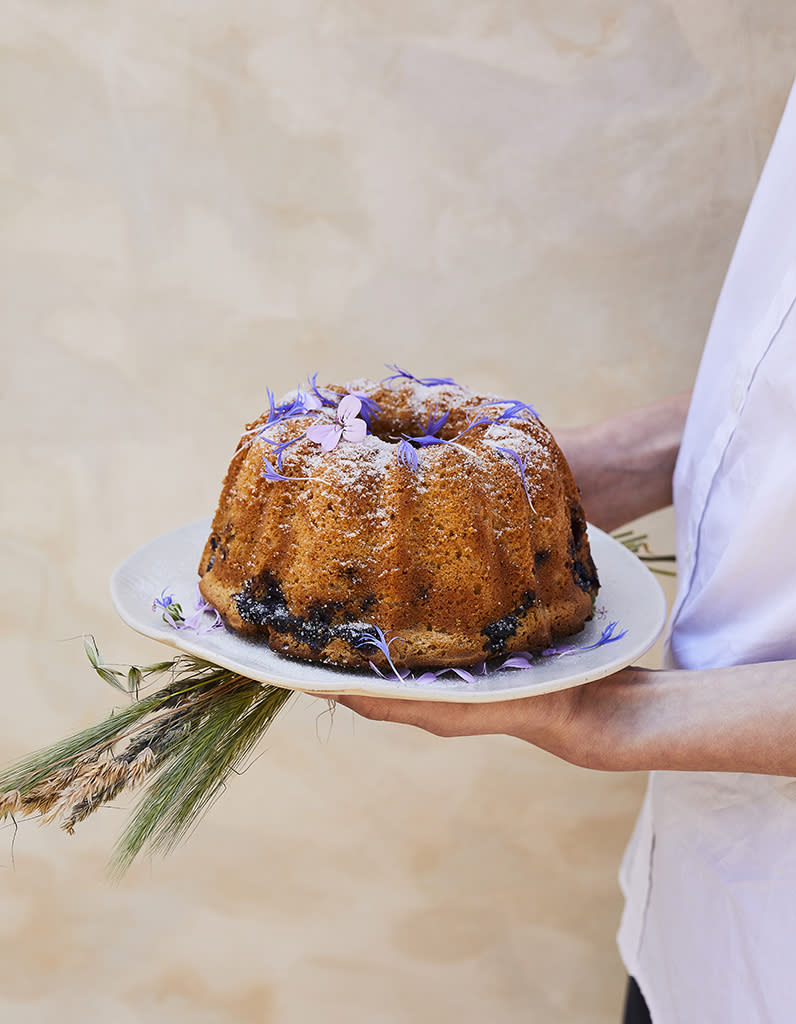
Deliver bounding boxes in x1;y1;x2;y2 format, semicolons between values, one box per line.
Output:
197;370;599;670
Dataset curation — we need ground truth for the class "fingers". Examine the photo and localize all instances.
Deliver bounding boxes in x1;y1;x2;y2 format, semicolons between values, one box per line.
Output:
308;693;394;721
309;692;497;738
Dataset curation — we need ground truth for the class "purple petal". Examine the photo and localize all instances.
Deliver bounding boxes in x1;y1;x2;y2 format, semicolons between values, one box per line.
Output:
152;588;174;612
540;642;577;657
191;586;224;629
502;653;536;669
542;622;627;658
424;404;450;437
396;439;419;472
355;626;390;658
357;626;406;681
495;400;538;421
341;417;367;443
583;622;628;649
410;434;450;448
300;389;323;412
494;446;534;509
306;420;342;450
307;373;338;408
494;446;525;479
367;658;409;680
337;394;362;423
260;434;304;470
262;457;294;482
382;365;459;387
182;610;210;632
450;415;499;441
349;392;382;424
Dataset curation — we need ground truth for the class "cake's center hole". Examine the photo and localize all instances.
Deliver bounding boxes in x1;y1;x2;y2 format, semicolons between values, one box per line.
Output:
368;407;456;444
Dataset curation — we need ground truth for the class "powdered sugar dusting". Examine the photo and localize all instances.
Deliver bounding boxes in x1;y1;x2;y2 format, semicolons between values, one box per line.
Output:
482;422;552;469
305;432;395;490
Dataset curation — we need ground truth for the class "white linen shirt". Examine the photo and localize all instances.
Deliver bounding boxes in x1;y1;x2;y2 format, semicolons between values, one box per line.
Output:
617;78;796;1023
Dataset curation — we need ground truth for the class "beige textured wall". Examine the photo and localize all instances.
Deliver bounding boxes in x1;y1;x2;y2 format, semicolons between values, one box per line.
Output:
1;3;794;1022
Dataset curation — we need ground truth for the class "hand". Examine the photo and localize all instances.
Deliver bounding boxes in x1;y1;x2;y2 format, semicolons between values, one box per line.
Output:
554;392;689;531
319;657;796;778
313;675;621;769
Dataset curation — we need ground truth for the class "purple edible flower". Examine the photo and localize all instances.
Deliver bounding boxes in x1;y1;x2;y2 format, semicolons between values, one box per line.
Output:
262;382;325;431
261;385;319;434
501;652;536;670
265;388;278;424
152;588;174;613
181;585;225;634
490;621;628;669
371;619;628;685
592;620;629;647
382;365;459;387
424;405;450;436
307;373;338;408
261;457;312;483
349;390;382;426
494;446;536;511
260;434;305;471
306;394;368;451
398;405;503;452
396;438;419;472
407;433;450;448
153;586;224;634
295;386;322;413
450;414;500;441
494;446;527;486
367;660;410;681
541;621;627;657
274;390;321;420
152;588;184;629
357;625;406;681
494;399;538;421
401;413;497;450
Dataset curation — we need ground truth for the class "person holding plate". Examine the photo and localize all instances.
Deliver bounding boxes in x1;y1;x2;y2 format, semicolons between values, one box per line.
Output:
326;78;796;1024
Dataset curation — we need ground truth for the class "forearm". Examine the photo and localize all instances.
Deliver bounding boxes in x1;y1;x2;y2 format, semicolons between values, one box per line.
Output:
555;392;691;532
329;658;796;777
523;660;796;776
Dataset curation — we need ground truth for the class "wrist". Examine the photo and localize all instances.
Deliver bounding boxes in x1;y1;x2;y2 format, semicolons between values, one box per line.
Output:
555;393;690;531
511;668;661;772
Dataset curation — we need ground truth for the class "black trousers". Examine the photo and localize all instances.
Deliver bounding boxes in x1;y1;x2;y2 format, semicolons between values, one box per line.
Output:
622;977;652;1024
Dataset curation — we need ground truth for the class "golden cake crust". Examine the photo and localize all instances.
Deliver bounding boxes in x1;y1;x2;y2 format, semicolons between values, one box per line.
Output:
198;376;599;670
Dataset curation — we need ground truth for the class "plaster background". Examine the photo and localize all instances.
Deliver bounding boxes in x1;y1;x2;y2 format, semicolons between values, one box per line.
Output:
1;3;794;1021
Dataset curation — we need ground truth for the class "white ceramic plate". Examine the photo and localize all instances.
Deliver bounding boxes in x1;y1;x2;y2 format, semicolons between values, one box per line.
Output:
110;518;667;703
